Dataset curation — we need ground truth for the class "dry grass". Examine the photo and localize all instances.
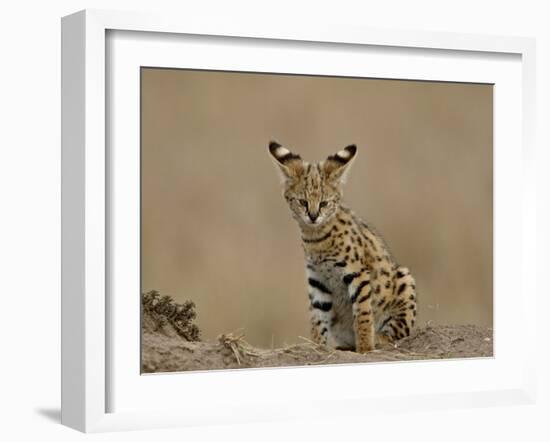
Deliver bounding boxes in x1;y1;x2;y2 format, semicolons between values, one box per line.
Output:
141;290;200;341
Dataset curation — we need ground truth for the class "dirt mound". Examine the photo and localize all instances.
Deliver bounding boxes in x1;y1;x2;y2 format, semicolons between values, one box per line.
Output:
141;293;493;374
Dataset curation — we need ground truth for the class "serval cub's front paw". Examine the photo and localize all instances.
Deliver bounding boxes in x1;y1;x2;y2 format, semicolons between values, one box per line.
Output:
356;342;375;353
355;333;375;353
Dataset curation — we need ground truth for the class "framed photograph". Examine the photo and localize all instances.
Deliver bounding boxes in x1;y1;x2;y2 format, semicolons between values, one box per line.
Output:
61;9;537;433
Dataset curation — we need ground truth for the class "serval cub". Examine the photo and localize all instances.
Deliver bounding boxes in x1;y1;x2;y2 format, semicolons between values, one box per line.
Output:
269;141;417;353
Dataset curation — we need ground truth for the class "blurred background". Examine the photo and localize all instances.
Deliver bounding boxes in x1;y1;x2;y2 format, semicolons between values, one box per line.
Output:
141;68;493;348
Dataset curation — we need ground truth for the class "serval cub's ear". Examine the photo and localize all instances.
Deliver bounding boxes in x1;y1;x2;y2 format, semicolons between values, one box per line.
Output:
322;144;357;183
268;141;305;183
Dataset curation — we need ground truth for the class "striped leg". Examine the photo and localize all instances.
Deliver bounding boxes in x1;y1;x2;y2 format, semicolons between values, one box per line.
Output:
342;268;375;353
309;308;323;344
306;270;334;346
378;266;417;340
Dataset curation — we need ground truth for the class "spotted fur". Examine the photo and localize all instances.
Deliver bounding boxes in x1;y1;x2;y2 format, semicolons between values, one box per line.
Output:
269;141;417;353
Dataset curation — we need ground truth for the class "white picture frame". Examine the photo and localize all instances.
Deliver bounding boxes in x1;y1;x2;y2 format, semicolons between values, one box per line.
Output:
61;9;537;433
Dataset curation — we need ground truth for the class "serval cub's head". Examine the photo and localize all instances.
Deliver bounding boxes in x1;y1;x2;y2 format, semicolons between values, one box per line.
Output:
268;141;357;227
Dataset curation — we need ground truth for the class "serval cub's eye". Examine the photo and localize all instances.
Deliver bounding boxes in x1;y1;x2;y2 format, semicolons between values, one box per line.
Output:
319;201;329;208
299;199;308;208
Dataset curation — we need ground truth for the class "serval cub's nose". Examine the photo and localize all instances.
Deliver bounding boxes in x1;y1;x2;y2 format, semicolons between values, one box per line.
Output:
308;212;319;222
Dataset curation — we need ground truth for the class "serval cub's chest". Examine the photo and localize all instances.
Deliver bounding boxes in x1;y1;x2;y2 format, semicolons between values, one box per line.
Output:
269;141;417;353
